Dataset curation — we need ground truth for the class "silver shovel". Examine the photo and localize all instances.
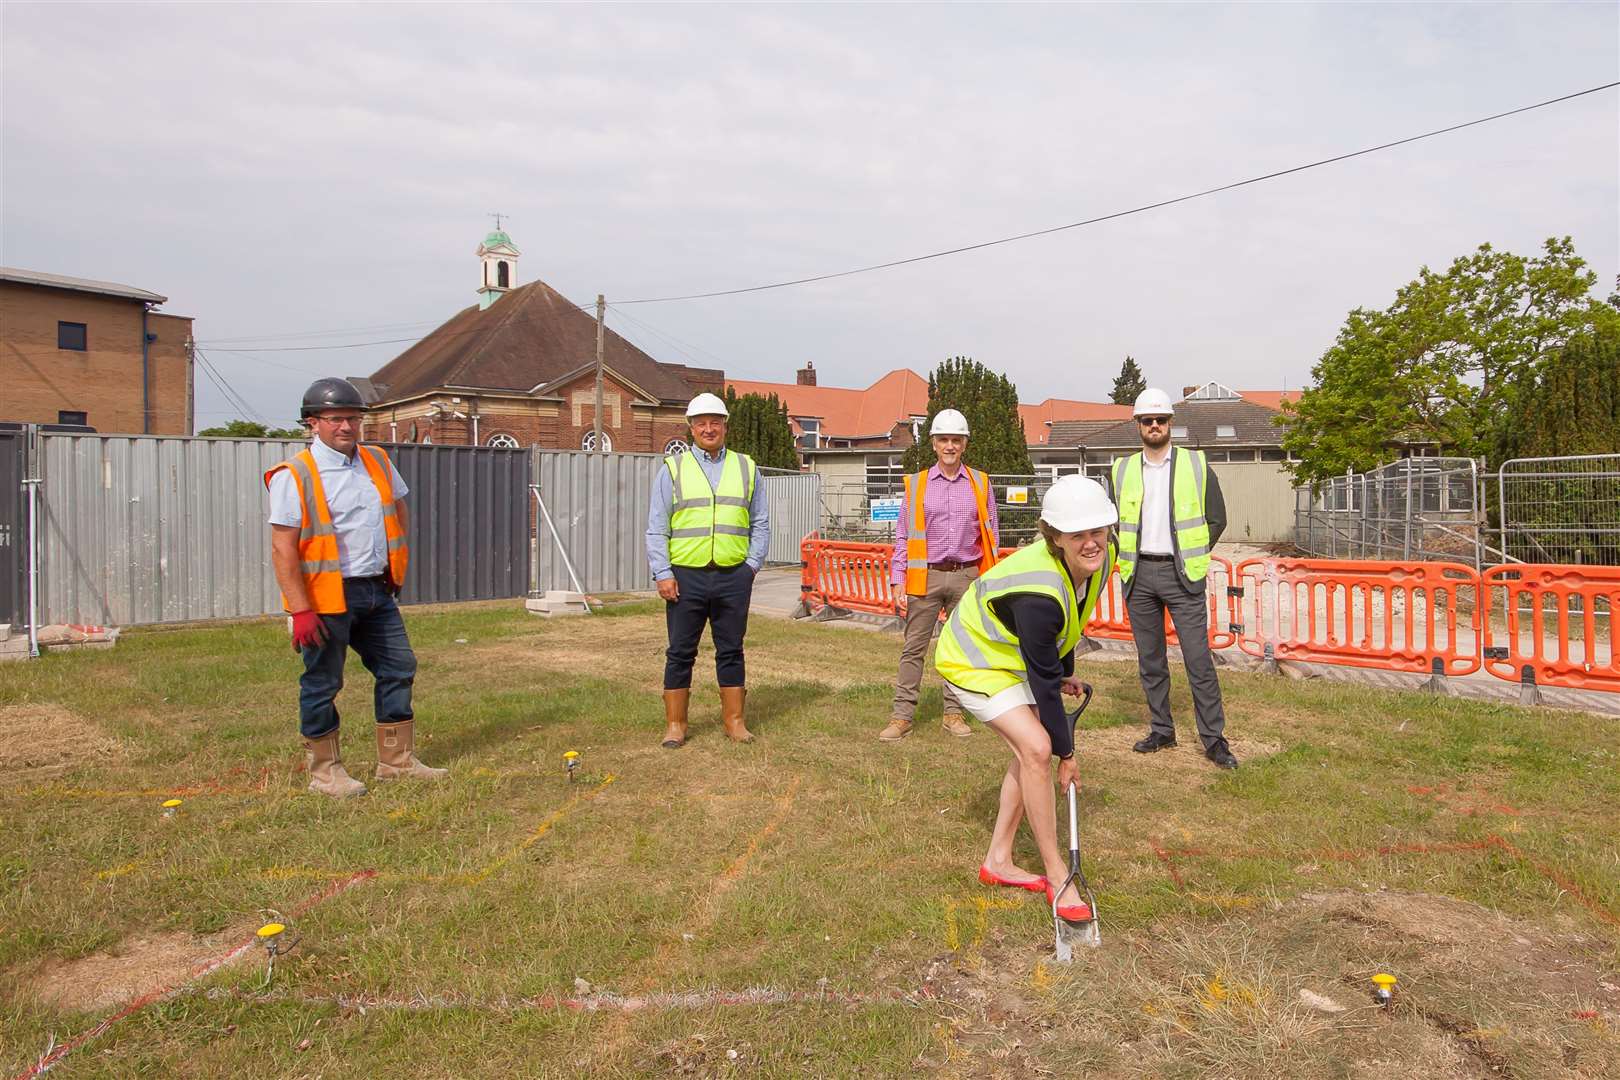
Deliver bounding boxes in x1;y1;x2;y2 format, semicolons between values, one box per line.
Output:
1053;688;1101;961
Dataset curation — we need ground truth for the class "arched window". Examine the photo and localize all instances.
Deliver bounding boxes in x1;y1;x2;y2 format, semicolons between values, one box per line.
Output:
497;261;510;288
486;433;520;449
580;430;613;452
663;438;689;456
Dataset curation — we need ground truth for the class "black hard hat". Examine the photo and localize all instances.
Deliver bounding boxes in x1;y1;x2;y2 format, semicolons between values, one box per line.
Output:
300;378;365;419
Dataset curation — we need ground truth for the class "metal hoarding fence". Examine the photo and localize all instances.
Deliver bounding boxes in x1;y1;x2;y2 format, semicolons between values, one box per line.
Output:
32;433;530;626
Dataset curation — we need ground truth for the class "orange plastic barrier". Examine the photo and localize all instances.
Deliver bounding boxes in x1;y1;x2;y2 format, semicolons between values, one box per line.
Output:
800;534;1231;648
799;534;900;618
1480;564;1620;693
1232;558;1481;677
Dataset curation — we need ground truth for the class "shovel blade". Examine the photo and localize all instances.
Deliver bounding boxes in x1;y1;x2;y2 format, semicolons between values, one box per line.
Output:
1054;916;1101;961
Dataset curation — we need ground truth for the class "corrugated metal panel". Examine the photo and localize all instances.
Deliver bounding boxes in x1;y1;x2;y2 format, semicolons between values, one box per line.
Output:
380;443;529;603
760;468;821;564
37;435;304;625
0;431;25;626
36;435;531;626
533;451;661;593
533;453;824;593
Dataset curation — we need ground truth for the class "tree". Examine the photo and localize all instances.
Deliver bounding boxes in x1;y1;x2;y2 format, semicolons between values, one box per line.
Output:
198;419;306;439
721;387;799;470
1280;237;1608;482
1492;311;1620;460
901;356;1033;475
1109;355;1147;405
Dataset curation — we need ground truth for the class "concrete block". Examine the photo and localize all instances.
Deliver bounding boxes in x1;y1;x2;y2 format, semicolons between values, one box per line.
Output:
525;591;590;617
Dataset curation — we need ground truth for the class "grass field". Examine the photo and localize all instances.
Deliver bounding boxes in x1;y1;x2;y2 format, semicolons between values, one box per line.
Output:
2;599;1618;1078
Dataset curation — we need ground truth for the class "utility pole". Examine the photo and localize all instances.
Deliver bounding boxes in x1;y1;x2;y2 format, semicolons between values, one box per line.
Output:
593;294;606;454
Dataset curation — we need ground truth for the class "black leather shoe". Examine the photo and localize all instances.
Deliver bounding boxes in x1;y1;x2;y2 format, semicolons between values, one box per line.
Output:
1205;742;1239;770
1133;731;1177;753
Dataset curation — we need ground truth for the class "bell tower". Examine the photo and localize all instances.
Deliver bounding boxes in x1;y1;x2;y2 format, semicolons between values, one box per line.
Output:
476;214;521;310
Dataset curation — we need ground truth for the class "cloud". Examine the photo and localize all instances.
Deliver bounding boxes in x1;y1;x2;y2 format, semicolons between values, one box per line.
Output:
2;1;1614;425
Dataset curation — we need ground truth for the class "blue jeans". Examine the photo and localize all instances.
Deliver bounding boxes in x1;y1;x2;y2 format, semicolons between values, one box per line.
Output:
298;577;417;739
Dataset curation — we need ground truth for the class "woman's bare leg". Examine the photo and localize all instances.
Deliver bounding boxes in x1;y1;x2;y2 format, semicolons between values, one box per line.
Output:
982;757;1041;884
986;705;1070;896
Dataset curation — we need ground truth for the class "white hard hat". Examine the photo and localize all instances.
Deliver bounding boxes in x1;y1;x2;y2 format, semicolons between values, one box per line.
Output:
686;392;729;419
1040;475;1119;533
1132;387;1175;417
929;408;970;437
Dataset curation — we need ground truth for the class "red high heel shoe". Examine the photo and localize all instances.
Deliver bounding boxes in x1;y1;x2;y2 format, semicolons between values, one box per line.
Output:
978;865;1047;893
1044;880;1094;922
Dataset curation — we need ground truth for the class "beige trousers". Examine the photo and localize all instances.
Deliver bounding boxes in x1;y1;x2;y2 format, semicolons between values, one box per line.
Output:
890;565;979;722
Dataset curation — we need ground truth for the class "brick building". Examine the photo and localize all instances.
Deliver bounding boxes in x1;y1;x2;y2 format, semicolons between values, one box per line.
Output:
357;229;720;451
0;268;195;434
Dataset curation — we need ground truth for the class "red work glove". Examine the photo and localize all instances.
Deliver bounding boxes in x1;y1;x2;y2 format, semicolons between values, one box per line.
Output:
290;610;328;652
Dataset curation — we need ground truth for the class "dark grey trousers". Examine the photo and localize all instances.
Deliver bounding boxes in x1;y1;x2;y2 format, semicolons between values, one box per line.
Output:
1125;558;1227;749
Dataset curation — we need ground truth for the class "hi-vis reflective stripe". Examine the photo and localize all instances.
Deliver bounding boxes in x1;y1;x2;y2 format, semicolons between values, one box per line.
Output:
946;615;992;669
714;496;751;508
286;458;336;543
301;558;343;574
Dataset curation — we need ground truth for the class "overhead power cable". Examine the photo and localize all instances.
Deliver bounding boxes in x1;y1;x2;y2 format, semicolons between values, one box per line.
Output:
613;80;1619;305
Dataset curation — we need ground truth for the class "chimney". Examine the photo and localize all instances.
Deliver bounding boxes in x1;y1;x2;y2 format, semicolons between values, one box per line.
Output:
797;362;817;386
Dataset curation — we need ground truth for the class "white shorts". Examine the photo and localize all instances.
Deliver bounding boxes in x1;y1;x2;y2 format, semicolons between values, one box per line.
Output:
947;680;1037;726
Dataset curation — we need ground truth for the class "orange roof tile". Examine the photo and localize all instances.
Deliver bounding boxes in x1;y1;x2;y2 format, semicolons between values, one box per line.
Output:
1237;390;1302;411
1019;399;1134;445
727;369;932;439
726;369;1126;445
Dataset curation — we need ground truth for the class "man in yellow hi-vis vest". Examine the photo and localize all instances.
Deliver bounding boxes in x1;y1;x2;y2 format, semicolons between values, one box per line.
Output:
1108;388;1237;770
266;378;447;799
646;392;771;749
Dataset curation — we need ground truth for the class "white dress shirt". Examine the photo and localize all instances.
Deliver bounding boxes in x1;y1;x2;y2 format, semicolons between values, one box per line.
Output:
1138;454;1173;555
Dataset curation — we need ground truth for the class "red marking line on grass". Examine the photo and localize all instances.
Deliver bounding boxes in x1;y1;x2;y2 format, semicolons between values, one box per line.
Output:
1487;834;1620;931
13;870;376;1080
1149;841;1185;891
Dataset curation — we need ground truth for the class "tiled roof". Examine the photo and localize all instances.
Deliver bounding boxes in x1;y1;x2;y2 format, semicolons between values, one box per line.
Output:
727;369;1126;444
1238;390;1302;410
1020;399;1133;444
1049;397;1288;449
368;277;714;404
727;369;932;439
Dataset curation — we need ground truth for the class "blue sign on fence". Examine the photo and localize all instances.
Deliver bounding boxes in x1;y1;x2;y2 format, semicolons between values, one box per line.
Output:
869;497;901;523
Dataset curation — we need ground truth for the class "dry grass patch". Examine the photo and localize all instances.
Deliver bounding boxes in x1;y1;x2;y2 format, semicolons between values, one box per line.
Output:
0;703;121;783
911;889;1620;1078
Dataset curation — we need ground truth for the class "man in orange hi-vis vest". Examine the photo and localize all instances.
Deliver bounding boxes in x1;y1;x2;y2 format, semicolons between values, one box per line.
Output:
265;378;446;798
879;408;1000;742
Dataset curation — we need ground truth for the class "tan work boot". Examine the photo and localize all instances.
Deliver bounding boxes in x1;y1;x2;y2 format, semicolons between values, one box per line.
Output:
719;686;753;743
941;712;973;738
304;729;367;799
878;717;913;742
374;720;448;782
662;689;690;749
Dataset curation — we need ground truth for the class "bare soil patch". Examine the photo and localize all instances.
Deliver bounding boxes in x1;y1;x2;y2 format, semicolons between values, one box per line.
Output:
0;703;121;783
27;925;254;1012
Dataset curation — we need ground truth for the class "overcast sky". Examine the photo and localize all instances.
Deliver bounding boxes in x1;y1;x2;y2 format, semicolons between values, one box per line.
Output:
4;2;1616;428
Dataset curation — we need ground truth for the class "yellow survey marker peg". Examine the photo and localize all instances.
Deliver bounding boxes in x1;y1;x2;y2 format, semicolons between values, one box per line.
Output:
1371;972;1397;1006
161;799;182;819
563;750;580;782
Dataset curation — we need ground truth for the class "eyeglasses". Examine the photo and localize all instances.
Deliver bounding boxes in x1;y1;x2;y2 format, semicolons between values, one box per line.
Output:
315;415;363;428
1137;416;1171;428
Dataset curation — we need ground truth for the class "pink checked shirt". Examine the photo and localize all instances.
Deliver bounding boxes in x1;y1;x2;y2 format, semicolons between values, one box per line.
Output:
890;465;1001;587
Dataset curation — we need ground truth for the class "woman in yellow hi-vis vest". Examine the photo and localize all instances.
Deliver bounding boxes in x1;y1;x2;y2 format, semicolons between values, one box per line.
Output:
935;476;1117;920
